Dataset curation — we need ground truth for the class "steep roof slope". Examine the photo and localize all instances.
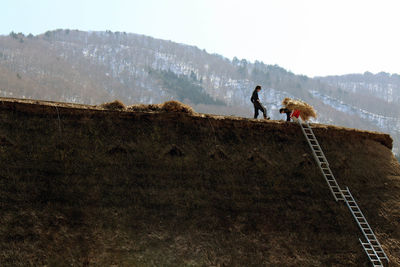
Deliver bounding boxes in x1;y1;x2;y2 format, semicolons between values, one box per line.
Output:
0;97;399;266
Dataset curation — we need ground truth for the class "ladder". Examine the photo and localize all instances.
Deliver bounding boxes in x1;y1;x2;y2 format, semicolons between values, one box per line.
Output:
298;121;344;201
341;187;389;266
297;120;389;266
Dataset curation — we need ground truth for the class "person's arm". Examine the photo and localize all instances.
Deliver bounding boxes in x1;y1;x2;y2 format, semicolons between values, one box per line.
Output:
254;91;260;102
251;91;257;103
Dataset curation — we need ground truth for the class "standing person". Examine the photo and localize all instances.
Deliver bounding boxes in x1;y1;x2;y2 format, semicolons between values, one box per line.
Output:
279;108;292;122
250;85;270;120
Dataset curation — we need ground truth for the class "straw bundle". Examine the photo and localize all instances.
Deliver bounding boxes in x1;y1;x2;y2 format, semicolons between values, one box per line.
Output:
282;97;317;121
161;100;194;114
99;100;126;110
127;100;194;114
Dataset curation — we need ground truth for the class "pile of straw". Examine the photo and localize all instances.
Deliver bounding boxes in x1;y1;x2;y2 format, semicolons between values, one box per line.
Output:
128;100;194;114
99;100;126;110
161;100;194;114
282;97;317;121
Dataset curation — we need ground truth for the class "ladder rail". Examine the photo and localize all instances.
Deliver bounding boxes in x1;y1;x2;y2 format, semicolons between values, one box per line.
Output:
360;239;384;267
343;188;389;262
298;121;344;201
302;124;330;164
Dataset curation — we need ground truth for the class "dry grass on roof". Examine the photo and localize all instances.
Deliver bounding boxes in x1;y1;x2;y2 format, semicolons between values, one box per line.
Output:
99;100;126;110
128;100;195;114
161;100;194;114
127;103;162;112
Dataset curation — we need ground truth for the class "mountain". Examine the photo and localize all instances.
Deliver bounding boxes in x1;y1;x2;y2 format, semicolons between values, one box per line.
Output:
1;98;399;265
315;72;400;156
0;29;398;155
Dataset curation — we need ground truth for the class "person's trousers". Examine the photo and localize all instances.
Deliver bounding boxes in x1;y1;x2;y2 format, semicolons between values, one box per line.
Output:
253;102;267;119
285;112;291;121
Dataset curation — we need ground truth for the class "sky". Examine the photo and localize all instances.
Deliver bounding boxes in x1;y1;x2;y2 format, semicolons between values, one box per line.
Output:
1;0;400;77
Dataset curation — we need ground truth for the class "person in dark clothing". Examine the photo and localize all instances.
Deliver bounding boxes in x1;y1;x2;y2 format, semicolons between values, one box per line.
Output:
250;85;269;119
279;108;292;122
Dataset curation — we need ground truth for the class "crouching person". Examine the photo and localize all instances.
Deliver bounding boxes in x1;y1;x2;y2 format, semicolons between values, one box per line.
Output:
279;108;292;122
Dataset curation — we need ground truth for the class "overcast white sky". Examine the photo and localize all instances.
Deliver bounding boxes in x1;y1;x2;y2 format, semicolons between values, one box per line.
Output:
2;0;399;77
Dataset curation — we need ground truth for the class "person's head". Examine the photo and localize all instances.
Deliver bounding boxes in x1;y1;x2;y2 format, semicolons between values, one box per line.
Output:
255;85;261;92
279;108;285;114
